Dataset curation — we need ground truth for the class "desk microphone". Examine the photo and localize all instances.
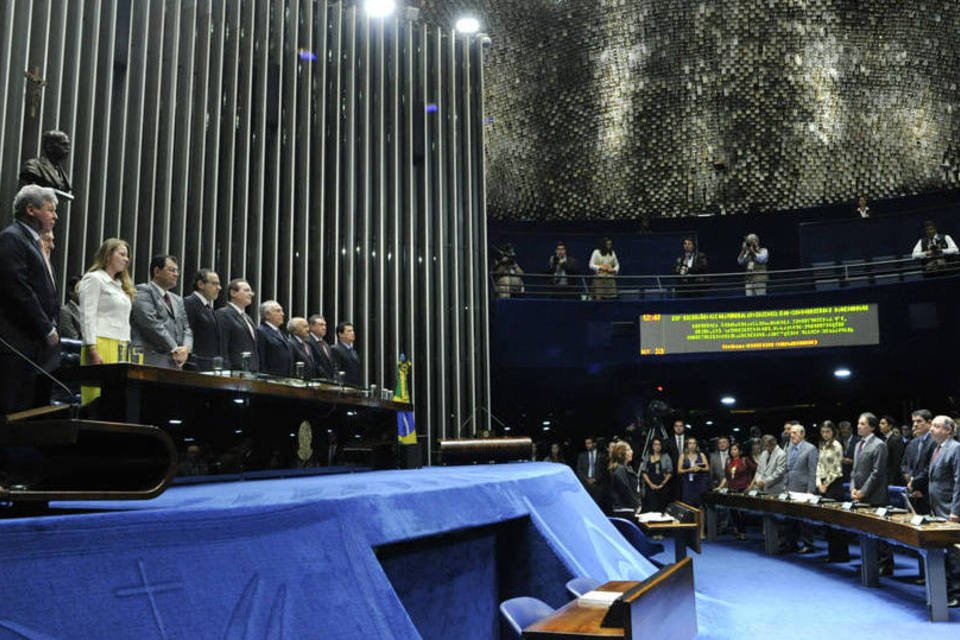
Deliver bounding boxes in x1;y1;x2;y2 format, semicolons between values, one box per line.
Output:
0;333;78;422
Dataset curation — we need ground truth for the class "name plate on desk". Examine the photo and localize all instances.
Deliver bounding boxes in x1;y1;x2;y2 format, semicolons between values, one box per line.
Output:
875;507;889;517
809;496;821;505
777;493;789;501
841;501;853;510
718;488;729;495
748;489;759;497
910;515;926;526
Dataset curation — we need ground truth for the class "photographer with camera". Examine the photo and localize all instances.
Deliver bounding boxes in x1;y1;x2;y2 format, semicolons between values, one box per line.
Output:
736;233;769;296
911;220;958;274
491;243;524;298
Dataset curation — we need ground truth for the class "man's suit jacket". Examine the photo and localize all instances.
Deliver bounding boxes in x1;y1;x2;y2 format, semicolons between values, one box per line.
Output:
784;440;819;493
215;305;259;372
131;283;193;368
927;438;960;519
331;341;362;386
19;156;71;192
841;434;859;481
756;447;786;494
709;449;731;487
576;449;606;484
307;334;337;379
288;336;318;379
851;435;888;506
0;222;59;360
59;300;82;340
906;433;936;495
184;292;221;369
256;324;293;377
883;433;905;486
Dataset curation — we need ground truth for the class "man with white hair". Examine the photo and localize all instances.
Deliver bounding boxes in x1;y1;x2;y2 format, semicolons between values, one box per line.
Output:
255;300;292;377
928;415;960;607
737;232;769;296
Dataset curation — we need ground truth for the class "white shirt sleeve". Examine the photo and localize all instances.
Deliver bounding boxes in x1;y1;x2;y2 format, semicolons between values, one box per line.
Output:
942;234;959;255
912;239;925;259
754;248;769;264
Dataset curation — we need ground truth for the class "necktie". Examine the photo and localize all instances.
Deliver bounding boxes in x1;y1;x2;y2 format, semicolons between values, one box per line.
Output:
242;312;256;339
38;238;55;285
588;450;595;478
301;339;313;362
162;292;174;314
931;445;941;466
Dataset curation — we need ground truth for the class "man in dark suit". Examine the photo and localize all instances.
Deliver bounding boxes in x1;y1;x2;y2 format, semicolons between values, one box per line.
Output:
130;255;192;368
852;412;892;574
331;322;362;386
576;436;607;506
664;419;687;500
215;278;258;372
256;300;292;377
0;185;61;415
905;409;937;514
287;317;317;379
839;420;858;482
184;269;222;370
879;415;905;485
547;242;580;298
306;314;336;379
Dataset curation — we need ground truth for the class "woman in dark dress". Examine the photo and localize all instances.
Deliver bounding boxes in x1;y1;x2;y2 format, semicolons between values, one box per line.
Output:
607;441;640;512
678;436;711;507
717;443;756;540
640;437;673;513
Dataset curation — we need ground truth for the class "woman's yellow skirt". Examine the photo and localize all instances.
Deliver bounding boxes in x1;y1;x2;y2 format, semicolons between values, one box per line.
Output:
81;336;128;405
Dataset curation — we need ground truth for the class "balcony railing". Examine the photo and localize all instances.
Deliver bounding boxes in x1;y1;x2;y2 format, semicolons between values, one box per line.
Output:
490;256;960;300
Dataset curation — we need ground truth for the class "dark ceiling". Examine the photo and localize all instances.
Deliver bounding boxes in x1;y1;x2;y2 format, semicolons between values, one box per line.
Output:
417;1;960;220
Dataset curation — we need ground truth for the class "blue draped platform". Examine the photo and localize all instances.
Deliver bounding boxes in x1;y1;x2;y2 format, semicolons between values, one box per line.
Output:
0;463;657;639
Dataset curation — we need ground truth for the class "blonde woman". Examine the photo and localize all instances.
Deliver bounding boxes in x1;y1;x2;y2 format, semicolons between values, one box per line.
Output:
78;238;136;404
607;441;640;512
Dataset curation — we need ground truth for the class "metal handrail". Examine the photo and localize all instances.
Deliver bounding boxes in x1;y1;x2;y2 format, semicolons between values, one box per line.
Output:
490;256;960;299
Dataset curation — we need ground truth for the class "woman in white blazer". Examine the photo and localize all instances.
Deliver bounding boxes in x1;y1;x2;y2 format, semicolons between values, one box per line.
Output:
78;238;136;404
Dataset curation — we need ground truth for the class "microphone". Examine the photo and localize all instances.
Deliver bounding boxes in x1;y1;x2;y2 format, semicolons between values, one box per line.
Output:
0;333;78;422
52;189;75;202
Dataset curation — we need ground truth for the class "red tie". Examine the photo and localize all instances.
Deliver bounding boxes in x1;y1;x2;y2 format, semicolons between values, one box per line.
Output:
931;445;941;465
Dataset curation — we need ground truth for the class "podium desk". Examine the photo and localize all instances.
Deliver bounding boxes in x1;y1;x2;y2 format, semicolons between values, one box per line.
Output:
523;558;697;640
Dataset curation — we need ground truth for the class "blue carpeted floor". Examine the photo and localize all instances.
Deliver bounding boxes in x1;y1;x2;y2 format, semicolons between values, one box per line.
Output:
648;532;960;639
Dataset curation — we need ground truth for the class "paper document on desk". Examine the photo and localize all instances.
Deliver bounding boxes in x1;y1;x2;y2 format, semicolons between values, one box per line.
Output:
579;590;622;606
637;512;677;524
787;492;817;503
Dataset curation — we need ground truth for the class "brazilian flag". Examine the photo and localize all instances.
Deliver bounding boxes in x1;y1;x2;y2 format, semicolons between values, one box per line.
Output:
397;411;416;444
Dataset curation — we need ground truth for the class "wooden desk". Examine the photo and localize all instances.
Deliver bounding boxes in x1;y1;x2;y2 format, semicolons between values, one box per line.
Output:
67;364;411;477
703;491;960;621
523;558;697;640
636;502;702;563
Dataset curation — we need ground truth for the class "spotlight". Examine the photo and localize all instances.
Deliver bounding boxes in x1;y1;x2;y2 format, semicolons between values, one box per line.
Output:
364;0;395;19
721;396;736;406
455;17;480;34
834;368;852;379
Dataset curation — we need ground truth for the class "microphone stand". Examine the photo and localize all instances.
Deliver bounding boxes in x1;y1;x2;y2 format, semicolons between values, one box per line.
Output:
0;333;78;422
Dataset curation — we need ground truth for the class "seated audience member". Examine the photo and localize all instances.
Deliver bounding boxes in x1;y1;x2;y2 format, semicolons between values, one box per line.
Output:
678;437;711;507
855;195;871;218
879;415;905;485
717;443;755;540
751;435;786;494
673;237;708;296
177;444;209;476
59;275;83;340
256;300;292;377
130;255;192;369
287;317;317;379
492;244;524;298
608;441;640;512
816;420;849;561
589;237;620;300
927;416;960;607
306;314;337;379
911;220;958;271
547;241;579;297
78;238;136;405
640;437;673;513
331;321;362;386
737;233;768;296
215;279;259;372
184;269;223;370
